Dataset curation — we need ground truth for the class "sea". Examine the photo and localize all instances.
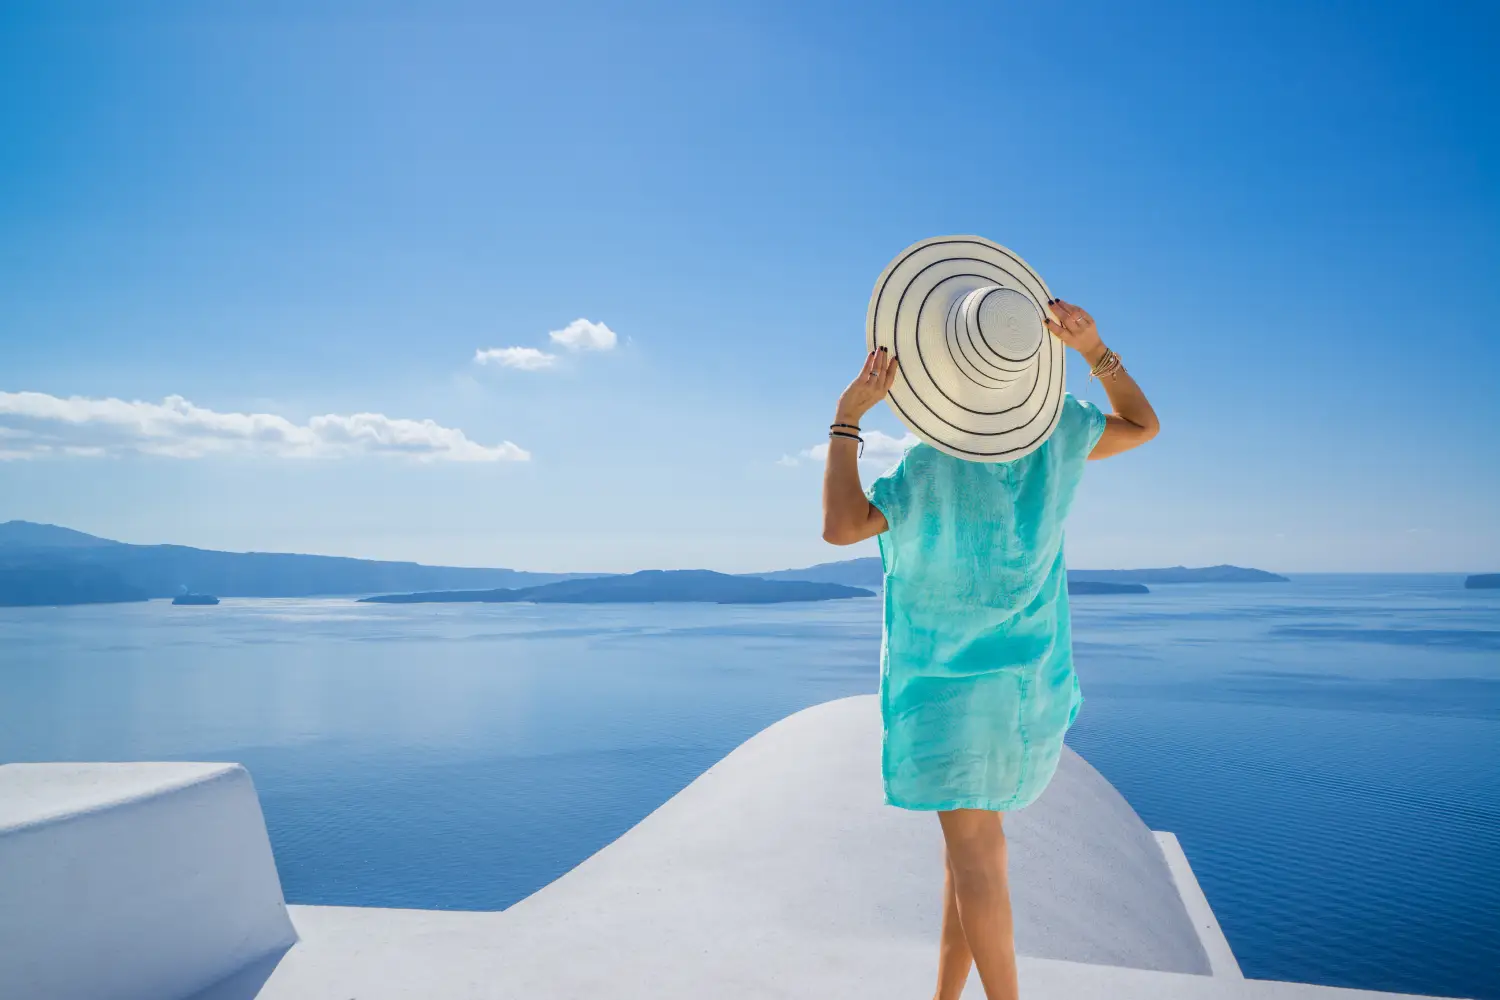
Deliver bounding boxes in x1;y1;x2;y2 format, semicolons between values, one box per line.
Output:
1;575;1496;1000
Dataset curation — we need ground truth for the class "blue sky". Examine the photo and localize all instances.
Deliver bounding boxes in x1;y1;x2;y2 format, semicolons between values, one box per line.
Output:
1;0;1495;573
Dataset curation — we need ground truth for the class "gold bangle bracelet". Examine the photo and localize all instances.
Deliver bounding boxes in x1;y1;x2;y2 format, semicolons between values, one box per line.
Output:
1089;349;1124;380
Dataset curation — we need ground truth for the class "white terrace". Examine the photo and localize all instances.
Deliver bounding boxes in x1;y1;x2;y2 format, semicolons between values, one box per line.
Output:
0;696;1462;1000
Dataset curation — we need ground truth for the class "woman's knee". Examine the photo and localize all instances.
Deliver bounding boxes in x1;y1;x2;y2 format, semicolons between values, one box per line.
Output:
939;809;1007;876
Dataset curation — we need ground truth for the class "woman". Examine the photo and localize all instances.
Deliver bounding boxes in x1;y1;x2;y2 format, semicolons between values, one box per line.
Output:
821;297;1159;1000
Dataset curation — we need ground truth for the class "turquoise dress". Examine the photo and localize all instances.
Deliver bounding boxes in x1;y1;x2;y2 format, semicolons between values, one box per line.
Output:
865;393;1107;812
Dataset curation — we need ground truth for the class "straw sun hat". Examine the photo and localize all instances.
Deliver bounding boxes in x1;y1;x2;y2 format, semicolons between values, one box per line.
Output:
867;235;1064;463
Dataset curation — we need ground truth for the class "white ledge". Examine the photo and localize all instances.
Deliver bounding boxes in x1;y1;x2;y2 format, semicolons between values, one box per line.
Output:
0;762;296;1000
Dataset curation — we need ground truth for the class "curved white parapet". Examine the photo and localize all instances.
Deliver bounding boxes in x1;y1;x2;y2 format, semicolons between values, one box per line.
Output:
495;692;1215;976
0;762;297;1000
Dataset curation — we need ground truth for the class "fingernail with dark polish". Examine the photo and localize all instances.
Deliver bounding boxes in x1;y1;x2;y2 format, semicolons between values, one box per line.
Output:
879;346;888;353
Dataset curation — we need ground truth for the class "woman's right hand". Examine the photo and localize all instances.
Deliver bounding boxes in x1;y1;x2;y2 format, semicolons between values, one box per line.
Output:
835;348;899;424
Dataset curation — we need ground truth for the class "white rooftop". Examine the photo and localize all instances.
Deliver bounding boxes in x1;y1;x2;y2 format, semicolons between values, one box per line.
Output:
0;696;1462;999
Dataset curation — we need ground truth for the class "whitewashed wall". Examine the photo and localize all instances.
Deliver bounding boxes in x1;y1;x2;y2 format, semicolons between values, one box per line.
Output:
0;762;297;1000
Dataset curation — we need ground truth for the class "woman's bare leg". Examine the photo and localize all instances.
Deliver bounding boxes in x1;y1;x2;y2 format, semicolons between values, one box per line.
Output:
934;849;975;1000
936;809;1018;1000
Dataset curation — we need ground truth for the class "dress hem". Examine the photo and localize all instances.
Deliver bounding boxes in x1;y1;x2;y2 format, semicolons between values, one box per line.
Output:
883;789;1040;813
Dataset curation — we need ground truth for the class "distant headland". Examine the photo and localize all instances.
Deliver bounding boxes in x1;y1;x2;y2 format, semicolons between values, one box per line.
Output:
0;563;148;607
360;570;872;605
1466;574;1500;590
0;521;581;607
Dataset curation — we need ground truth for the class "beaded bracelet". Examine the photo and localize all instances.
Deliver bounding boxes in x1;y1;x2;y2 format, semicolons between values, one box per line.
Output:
829;429;865;457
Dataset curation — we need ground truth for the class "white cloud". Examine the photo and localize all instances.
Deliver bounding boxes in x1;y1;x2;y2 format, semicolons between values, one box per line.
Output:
0;391;529;462
473;346;558;370
785;430;918;467
473;319;616;374
548;318;617;352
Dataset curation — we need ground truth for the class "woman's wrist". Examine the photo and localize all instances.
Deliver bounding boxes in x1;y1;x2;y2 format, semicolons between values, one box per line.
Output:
833;405;866;427
1079;341;1110;369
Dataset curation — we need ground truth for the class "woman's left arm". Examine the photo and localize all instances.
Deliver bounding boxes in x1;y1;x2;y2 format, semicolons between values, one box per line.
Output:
1044;298;1160;460
822;349;900;544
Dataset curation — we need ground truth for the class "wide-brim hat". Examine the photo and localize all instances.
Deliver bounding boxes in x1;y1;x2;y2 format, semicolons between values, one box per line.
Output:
867;235;1063;463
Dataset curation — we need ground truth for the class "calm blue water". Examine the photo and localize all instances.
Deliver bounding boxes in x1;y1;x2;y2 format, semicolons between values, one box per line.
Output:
1;575;1496;999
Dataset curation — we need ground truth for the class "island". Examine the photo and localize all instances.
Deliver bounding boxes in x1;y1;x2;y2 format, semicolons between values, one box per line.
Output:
1066;565;1289;584
172;593;221;606
1068;581;1150;595
360;569;874;605
1465;574;1500;590
751;558;1281;591
2;519;1288;606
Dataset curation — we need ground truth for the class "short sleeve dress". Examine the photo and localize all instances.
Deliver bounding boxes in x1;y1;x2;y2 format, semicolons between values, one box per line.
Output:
864;393;1108;812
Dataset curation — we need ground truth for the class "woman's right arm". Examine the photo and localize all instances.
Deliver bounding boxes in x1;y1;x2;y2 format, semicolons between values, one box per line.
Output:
822;349;899;545
1045;298;1160;460
1081;342;1159;460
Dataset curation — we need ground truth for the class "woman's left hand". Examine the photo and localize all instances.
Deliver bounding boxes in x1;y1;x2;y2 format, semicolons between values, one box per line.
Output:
835;348;900;425
1044;298;1104;359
